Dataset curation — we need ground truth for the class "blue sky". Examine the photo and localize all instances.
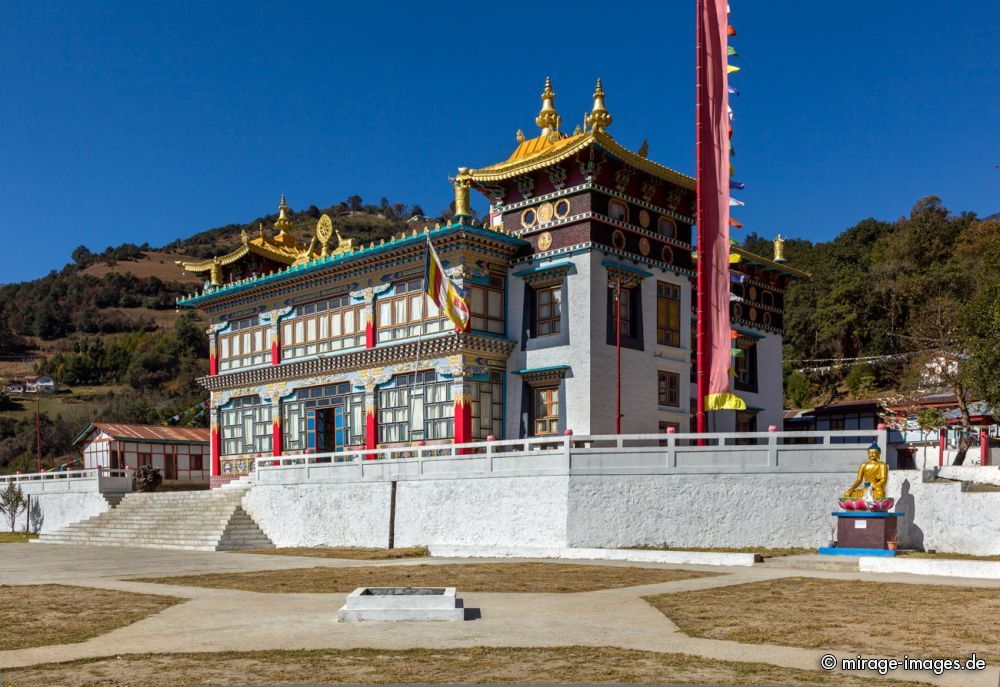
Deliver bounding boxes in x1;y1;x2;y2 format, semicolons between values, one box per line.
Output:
1;0;997;284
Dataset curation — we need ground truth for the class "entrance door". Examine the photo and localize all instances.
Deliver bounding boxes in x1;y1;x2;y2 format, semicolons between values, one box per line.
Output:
309;406;346;455
164;452;177;480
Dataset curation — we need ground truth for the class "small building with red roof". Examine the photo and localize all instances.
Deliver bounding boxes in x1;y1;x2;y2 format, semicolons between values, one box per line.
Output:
74;423;210;483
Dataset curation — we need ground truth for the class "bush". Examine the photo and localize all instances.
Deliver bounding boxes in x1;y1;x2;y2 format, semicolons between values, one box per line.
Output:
132;465;163;492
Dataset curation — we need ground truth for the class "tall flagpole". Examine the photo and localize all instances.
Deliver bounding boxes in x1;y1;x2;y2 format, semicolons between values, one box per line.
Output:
695;0;708;433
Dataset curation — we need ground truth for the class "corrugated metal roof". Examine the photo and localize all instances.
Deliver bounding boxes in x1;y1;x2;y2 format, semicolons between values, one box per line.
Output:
77;423;209;445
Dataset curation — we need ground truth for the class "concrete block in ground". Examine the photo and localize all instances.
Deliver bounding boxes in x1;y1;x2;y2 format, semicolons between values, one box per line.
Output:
429;544;758;567
859;556;1000;580
337;587;465;622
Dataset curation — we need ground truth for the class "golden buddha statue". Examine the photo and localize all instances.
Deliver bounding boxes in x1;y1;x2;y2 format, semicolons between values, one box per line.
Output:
839;442;894;511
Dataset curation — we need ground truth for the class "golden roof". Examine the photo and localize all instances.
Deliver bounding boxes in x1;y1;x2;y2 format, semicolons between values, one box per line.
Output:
459;78;694;190
463;127;695;189
177;198;355;285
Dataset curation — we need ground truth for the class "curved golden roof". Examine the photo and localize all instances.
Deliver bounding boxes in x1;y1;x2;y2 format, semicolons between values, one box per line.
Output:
462;128;695;190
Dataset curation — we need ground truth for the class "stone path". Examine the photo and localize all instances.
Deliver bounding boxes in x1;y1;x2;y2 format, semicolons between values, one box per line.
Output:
1;544;997;686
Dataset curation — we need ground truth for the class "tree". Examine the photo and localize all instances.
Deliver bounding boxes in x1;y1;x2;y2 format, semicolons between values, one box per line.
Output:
0;481;26;532
784;370;812;409
347;195;363;212
71;245;92;265
132;465;162;492
962;280;1000;411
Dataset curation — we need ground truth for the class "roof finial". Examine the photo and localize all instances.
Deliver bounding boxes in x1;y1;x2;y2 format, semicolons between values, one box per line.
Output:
586;78;612;132
535;76;560;137
773;234;787;263
274;195;294;244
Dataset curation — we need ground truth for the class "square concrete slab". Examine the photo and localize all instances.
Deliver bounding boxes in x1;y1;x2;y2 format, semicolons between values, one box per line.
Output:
337;587;465;621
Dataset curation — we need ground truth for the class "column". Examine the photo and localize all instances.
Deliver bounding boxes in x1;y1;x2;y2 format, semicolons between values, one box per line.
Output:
207;323;228;376
271;398;283;457
260;306;293;366
451;375;474;453
210;405;221;480
364;387;378;457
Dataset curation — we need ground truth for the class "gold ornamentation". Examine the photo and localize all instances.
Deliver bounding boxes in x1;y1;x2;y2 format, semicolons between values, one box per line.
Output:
612;229;626;250
316;214;334;256
537;201;554;223
554;198;570;219
638;209;651;228
538;231;553;251
638;237;651;256
773;234;786;263
585;78;612;131
749;307;758;322
520;207;537;229
637;138;649;158
535;77;561;136
453;172;473;218
516;129;525;143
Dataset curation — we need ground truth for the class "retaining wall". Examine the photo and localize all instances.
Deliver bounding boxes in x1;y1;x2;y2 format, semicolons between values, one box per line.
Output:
11;492;111;535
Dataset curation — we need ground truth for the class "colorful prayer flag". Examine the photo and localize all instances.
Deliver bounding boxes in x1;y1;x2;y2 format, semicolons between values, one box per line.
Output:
424;239;470;331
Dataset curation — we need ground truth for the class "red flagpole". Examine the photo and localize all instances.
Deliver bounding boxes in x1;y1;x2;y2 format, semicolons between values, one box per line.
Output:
615;279;622;434
695;0;708;433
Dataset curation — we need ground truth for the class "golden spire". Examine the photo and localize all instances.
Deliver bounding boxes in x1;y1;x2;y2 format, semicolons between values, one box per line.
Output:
453;169;473;219
535;76;561;137
586;78;612;131
773;234;787;263
273;194;295;246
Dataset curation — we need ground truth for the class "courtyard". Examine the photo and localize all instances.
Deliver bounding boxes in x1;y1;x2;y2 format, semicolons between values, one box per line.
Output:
0;543;997;686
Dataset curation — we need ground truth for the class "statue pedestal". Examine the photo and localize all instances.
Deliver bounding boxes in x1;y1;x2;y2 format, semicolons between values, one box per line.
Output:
818;512;904;557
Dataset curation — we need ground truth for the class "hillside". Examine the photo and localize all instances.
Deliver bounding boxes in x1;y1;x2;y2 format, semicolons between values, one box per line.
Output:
0;196;426;473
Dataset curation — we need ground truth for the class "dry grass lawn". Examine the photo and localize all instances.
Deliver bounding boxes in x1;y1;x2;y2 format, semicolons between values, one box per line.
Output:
645;576;1000;662
0;532;37;543
0;585;182;651
900;551;1000;561
2;646;931;687
135;562;716;593
236;545;429;560
630;545;813;559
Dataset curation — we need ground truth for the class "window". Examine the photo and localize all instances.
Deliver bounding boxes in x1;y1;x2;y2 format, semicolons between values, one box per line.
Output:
469;274;505;334
218;316;271;371
533;386;560;436
609;199;629;222
137;453;152;468
221;395;273;455
535;284;562;336
189;454;204;472
658;371;680;407
734;339;759;393
282;383;365;452
658;216;677;238
281;294;366;361
377;278;447;343
657;282;681;346
736;412;758;433
472;370;504;440
607;283;640;345
378;371;453;444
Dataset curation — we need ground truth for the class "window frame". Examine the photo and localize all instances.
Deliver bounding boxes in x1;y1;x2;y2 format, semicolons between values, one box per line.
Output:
534;283;562;337
532;385;560;436
658;370;681;407
656;281;682;347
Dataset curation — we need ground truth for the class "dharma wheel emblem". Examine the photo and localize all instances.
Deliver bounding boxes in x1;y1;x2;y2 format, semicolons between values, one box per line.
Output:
537;201;554;223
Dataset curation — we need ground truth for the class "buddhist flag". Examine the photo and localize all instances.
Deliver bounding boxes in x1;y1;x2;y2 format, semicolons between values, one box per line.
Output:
697;0;746;414
425;238;470;331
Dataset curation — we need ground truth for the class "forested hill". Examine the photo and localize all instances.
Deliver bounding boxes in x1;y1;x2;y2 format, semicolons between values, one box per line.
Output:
741;196;1000;410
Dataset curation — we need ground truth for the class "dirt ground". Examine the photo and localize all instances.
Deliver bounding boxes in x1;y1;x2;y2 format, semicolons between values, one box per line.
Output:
1;646;930;687
235;546;429;560
0;585;182;651
135;562;717;594
645;576;1000;662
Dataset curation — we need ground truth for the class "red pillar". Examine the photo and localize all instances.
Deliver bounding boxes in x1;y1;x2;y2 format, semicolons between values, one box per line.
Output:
272;414;282;457
271;331;281;365
365;397;378;459
938;427;946;467
365;314;376;349
209;335;218;375
454;396;473;454
980;427;990;466
210;418;221;479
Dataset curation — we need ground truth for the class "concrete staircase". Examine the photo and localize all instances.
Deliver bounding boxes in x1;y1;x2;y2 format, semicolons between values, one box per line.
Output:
35;485;273;551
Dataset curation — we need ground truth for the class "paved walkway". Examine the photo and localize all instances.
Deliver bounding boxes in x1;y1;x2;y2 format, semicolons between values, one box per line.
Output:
1;544;997;686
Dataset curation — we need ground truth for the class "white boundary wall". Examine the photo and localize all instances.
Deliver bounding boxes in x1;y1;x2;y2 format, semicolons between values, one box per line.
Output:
0;469;128;534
